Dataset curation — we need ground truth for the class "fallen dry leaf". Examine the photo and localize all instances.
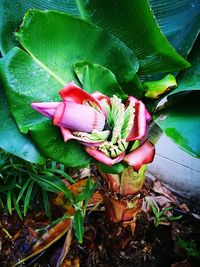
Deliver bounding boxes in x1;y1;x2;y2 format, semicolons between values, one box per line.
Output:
151;195;173;207
171;259;192;267
153;180;178;205
179;203;191;213
54;178;102;212
61;256;80;267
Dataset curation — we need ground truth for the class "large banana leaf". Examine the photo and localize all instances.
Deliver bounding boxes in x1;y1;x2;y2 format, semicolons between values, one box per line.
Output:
155;92;200;157
81;0;190;74
0;84;45;164
149;0;200;58
0;0;190;75
30;121;92;168
154;38;200;157
168;36;200;97
0;0;79;54
0;10;139;166
74;62;128;100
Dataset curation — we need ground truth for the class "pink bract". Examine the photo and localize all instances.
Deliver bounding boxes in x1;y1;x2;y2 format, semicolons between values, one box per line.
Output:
32;81;106;138
123;140;155;171
126;96;150;142
31;81;155;170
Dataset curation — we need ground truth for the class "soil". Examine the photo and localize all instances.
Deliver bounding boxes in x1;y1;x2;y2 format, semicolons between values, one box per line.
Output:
75;208;200;267
0;180;200;267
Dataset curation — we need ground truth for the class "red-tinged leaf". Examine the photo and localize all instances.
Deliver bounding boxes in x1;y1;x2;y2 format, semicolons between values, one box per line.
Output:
124;140;155;171
120;165;146;196
99;170;120;193
15;218;71;266
88;191;103;206
102;191;142;223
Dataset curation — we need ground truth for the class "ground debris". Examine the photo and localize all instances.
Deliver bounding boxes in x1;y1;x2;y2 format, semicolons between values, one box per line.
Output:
0;180;199;267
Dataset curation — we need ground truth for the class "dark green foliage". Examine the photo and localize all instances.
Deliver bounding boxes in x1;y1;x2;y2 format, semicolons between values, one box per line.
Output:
0;149;74;218
177;238;200;259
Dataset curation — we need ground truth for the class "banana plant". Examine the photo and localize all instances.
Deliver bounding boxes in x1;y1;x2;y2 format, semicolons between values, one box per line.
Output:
0;0;200;248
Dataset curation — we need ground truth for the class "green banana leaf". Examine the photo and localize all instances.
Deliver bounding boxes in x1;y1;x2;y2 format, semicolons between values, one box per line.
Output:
30;121;91;168
0;84;45;164
149;0;200;58
0;0;79;55
74;61;128;100
154;37;200;157
81;0;190;74
0;0;191;75
168;36;200;97
154;92;200;157
0;10;139;166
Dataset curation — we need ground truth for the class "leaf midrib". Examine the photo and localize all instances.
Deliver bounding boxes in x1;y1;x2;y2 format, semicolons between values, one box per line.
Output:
27;50;66;86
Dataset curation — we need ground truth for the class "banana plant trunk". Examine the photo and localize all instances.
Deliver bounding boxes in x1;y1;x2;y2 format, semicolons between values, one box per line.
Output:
97;123;162;249
98;165;147;249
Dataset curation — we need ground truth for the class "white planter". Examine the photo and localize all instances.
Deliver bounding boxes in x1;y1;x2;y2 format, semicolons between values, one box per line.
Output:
147;134;200;203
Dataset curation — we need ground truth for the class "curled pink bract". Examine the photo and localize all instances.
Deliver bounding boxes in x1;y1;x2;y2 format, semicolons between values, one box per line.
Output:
31;81;155;170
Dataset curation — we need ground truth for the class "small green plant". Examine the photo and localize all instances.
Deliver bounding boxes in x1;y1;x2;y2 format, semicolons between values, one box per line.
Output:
147;199;182;227
0;149;97;243
0;149;74;219
72;177;98;243
177;238;200;259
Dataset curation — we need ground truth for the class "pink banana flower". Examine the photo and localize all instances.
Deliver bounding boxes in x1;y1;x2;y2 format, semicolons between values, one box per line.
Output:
31;81;155;171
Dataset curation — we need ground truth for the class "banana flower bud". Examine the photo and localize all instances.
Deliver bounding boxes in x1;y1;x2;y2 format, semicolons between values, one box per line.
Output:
32;81;155;171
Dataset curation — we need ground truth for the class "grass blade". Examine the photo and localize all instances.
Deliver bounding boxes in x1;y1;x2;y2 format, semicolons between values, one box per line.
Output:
16;177;31;203
7;190;12;214
73;209;84;243
43;168;75;184
42;188;52;220
13;192;23;220
23;180;34;216
30;174;73;200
